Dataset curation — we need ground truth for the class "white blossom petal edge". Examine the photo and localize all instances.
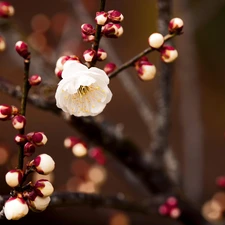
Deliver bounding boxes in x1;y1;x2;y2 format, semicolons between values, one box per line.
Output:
55;61;112;117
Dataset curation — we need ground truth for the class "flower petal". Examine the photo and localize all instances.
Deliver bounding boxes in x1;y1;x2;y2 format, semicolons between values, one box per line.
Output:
88;67;109;84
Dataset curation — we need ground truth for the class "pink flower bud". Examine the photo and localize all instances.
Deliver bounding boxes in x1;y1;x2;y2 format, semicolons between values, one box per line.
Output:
170;207;181;219
5;169;23;187
102;23;123;38
14;134;27;145
29;75;42;86
55;67;62;79
24;142;36;157
97;48;107;61
34;179;54;197
72;142;88;157
27;195;51;212
15;41;30;59
160;45;178;63
0;36;6;51
56;55;80;71
64;136;81;149
81;32;95;42
169;18;184;34
4;196;29;220
148;33;164;49
81;23;95;35
31;153;55;175
108;10;124;22
89;147;106;165
26;132;34;141
11;115;26;130
0;1;14;18
166;197;178;207
137;62;156;81
0;104;12;120
83;49;96;62
95;11;108;25
104;62;116;75
31;132;48;146
159;204;170;216
216;176;225;188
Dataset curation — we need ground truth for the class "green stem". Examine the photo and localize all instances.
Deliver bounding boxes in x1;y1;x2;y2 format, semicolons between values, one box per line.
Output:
18;59;31;169
109;33;176;79
89;0;106;67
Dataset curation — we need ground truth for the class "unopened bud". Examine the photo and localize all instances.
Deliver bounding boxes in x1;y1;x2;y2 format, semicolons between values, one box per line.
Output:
56;55;79;71
4;196;29;220
169;18;184;34
166;197;178;207
134;56;149;70
216;176;225;188
81;23;95;35
14;134;27;145
24;142;36;157
0;1;14;18
11;115;26;130
160;45;178;63
89;147;106;165
15;41;30;59
31;153;55;175
55;67;62;79
102;23;123;38
148;33;164;49
27;195;50;212
170;208;181;219
108;10;124;22
64;136;81;149
5;169;23;187
0;104;12;120
104;62;116;75
72;142;88;157
159;204;170;216
31;132;48;146
83;49;96;62
0;36;6;51
95;11;108;25
81;32;95;42
97;48;107;61
137;62;156;81
34;179;54;197
29;75;42;86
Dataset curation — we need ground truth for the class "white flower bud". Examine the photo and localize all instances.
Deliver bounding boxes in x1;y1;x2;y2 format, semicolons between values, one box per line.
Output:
5;169;23;187
72;143;87;157
95;11;108;25
138;62;156;81
83;49;96;62
148;33;164;49
4;197;29;220
28;196;51;212
64;136;81;149
11;115;26;130
31;153;55;175
169;17;184;34
160;46;178;63
35;179;54;197
0;1;14;18
97;48;107;61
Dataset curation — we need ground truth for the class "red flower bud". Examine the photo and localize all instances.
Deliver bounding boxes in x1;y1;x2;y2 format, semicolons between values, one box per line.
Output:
24;142;36;157
31;132;48;146
107;10;124;23
216;176;225;188
15;41;30;59
29;75;42;86
14;134;27;145
81;32;95;42
97;48;107;61
11;115;26;130
64;136;82;149
102;23;123;38
89;147;106;165
0;104;12;120
0;1;14;18
81;23;95;35
95;11;108;25
104;63;116;75
83;49;96;62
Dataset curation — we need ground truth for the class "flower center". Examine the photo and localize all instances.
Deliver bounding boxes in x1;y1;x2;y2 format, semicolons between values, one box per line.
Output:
77;85;89;97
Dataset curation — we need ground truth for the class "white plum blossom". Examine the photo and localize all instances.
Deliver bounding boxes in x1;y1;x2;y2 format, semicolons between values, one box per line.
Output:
55;61;112;117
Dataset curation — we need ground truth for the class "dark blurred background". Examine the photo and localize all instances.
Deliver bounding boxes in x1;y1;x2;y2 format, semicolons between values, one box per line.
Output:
0;0;225;224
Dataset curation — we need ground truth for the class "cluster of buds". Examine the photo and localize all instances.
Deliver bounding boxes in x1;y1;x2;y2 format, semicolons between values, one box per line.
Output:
134;56;156;81
4;153;55;220
64;136;106;164
55;55;80;79
158;197;181;219
147;17;183;64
